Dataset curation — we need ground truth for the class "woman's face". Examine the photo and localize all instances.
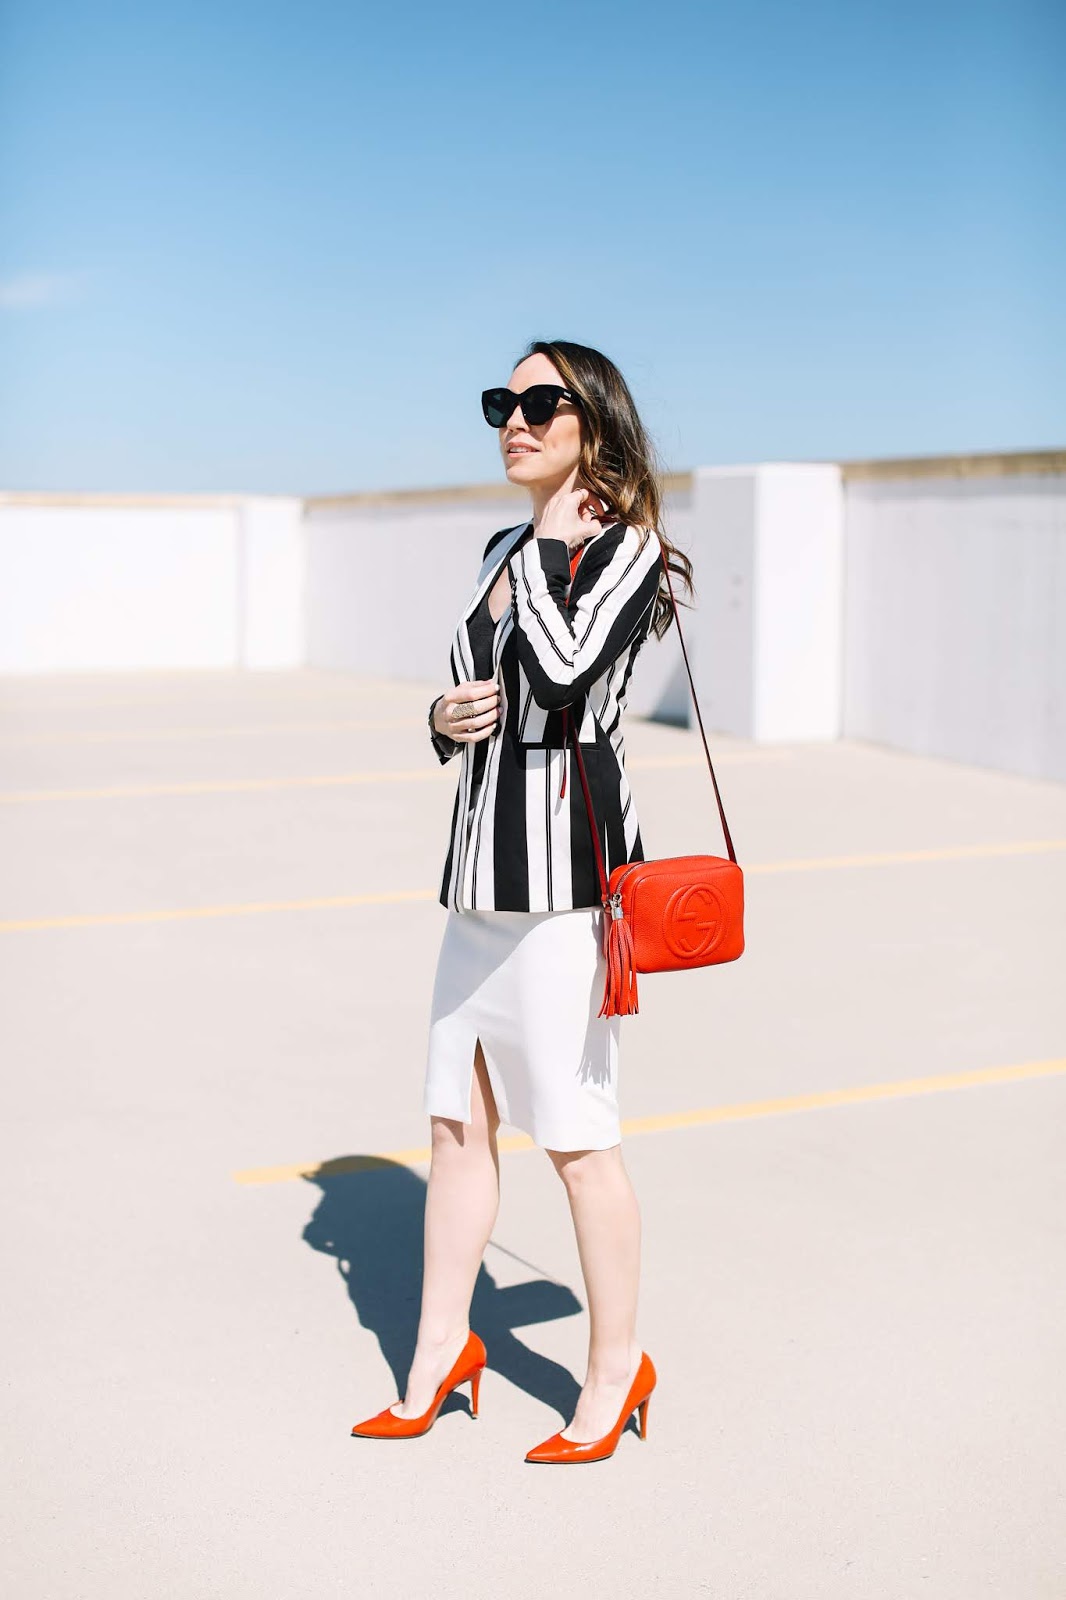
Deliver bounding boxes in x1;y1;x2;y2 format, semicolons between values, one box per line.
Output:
496;352;583;492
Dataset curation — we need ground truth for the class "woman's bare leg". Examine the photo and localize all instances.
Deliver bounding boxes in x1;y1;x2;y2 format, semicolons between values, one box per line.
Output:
545;1143;643;1441
392;1039;500;1416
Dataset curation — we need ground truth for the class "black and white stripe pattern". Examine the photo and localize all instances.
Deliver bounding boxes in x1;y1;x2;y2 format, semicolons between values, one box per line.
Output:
431;519;662;913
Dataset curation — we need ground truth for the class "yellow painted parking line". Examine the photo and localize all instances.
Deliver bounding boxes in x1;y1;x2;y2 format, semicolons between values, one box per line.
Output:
627;752;787;770
0;683;434;714
3;839;1064;932
0;723;784;754
231;1057;1066;1185
0;750;783;803
0;718;420;746
0;769;448;803
752;838;1066;872
0;888;438;932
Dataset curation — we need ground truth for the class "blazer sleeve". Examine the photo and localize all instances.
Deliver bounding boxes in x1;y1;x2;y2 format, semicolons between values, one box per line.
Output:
428;693;463;763
507;525;662;710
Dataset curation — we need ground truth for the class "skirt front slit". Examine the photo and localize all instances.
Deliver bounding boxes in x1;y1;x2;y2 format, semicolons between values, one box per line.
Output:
423;906;622;1152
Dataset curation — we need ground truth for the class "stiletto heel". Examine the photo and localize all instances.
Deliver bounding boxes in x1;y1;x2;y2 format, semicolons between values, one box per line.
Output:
525;1352;657;1465
350;1331;487;1440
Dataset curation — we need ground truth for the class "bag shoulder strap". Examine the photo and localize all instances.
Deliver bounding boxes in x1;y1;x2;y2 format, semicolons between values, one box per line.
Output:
566;531;738;869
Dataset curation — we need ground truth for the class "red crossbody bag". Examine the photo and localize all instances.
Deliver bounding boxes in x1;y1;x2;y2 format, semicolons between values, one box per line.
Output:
562;537;745;1017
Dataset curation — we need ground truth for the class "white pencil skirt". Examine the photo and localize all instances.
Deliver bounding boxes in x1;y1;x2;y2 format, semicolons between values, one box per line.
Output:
423;906;623;1152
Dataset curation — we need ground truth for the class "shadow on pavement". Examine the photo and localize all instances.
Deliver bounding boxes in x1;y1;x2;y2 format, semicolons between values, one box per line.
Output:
302;1156;584;1422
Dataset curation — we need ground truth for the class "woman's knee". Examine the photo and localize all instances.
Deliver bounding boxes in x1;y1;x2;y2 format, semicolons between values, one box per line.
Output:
428;1039;499;1157
546;1143;622;1194
429;1106;497;1165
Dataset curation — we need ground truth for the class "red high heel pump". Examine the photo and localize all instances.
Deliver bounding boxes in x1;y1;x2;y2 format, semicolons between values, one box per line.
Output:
350;1331;487;1440
524;1352;656;1464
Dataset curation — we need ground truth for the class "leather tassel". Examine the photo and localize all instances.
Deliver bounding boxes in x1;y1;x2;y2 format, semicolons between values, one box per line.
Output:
600;908;639;1016
559;709;568;799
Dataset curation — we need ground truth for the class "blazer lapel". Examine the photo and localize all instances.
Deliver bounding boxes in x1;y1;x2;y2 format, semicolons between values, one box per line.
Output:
452;519;531;682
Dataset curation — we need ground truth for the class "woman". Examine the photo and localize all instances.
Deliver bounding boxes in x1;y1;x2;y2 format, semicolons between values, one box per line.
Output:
351;338;694;1463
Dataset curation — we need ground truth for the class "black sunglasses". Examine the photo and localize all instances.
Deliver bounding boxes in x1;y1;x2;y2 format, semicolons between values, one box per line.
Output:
481;384;579;429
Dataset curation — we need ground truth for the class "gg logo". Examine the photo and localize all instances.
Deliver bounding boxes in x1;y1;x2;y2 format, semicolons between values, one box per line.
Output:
662;883;725;960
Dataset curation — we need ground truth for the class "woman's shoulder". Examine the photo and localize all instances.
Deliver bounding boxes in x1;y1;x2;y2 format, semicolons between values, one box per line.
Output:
482;520;530;564
598;520;663;565
479;517;660;571
626;521;661;550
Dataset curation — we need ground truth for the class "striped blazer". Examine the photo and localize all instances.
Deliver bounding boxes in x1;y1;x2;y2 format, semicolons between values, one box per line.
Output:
429;517;663;913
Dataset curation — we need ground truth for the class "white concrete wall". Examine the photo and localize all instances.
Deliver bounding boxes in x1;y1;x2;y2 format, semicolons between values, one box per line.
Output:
304;495;523;685
1;460;1063;783
302;468;844;745
843;472;1066;783
237;497;305;670
0;496;304;672
691;464;845;742
303;485;695;723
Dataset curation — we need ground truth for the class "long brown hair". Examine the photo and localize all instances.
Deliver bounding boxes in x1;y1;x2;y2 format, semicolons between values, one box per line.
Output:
518;338;694;639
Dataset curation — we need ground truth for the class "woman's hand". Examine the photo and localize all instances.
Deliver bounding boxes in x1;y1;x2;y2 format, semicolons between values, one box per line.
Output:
433;679;500;743
534;485;611;551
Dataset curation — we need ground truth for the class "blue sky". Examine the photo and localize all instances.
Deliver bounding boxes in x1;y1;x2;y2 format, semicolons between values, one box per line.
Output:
1;0;1063;493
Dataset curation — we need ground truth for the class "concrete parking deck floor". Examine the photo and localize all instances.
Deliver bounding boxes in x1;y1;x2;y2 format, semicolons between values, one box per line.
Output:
2;668;1064;1600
